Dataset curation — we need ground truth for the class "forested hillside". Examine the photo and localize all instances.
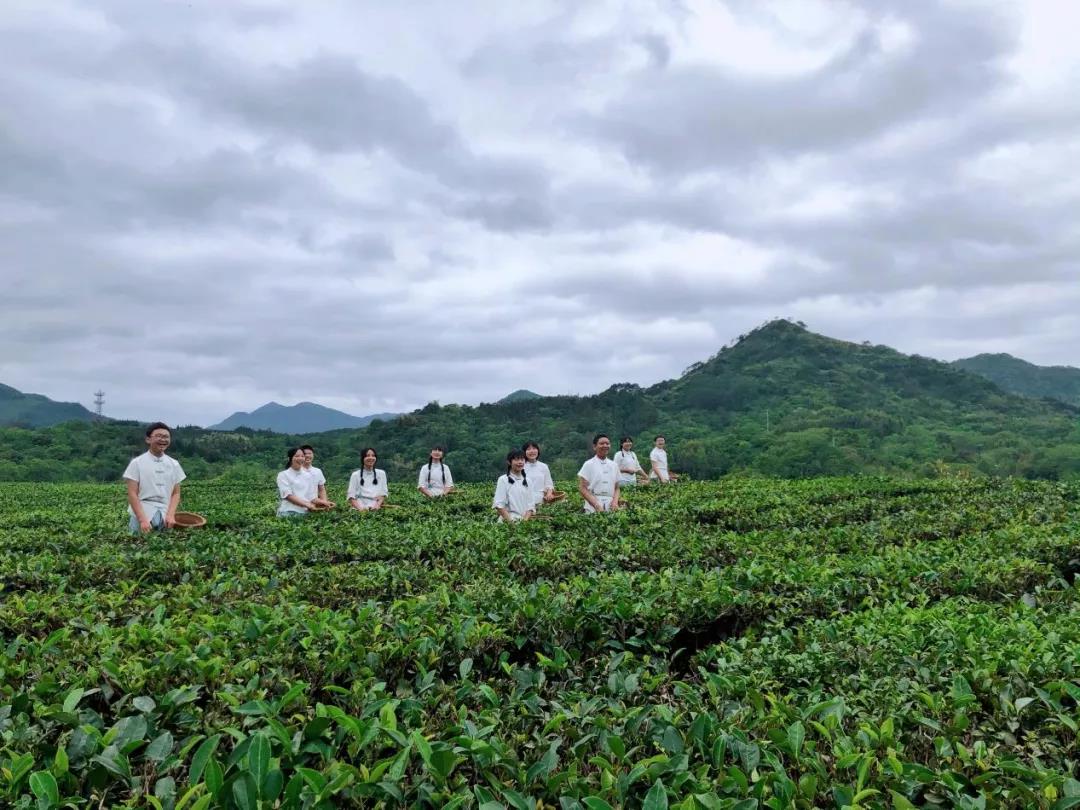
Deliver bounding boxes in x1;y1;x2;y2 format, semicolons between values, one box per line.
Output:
953;353;1080;407
0;383;97;428
3;321;1079;483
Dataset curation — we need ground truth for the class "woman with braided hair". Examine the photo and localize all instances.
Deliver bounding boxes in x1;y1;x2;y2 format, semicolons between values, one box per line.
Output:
347;447;388;511
492;449;535;522
417;445;456;498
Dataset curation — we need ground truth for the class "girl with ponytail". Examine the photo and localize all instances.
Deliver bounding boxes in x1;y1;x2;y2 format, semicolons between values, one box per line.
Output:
493;449;535;522
347;448;388;511
417;445;456;498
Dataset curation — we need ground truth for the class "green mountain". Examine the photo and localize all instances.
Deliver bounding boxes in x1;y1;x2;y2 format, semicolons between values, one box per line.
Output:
952;353;1080;408
209;401;399;433
0;383;98;428
4;320;1080;483
496;389;542;404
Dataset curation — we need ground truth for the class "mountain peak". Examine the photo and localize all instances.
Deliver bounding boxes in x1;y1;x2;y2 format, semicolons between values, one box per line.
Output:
498;389;542;404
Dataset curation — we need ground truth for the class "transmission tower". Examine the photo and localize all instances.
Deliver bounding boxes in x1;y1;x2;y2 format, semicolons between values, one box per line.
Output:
93;390;105;420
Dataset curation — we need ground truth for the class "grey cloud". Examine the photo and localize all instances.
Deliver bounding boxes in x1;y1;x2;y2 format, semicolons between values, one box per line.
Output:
578;3;1015;171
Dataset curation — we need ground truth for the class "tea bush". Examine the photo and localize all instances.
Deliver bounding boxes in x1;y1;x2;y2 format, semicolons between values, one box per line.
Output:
1;477;1078;808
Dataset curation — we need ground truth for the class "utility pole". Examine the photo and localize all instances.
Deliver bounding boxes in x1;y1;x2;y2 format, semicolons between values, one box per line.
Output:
93;390;105;421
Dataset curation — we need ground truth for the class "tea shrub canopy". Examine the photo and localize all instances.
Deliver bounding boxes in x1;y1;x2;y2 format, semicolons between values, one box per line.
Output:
1;477;1079;808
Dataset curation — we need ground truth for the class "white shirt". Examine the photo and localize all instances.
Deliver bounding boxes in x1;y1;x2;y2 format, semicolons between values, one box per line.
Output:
347;468;388;502
577;455;620;498
523;460;553;506
277;467;318;514
304;465;326;489
493;472;535;520
123;451;186;516
650;447;670;481
613;450;644;485
417;462;454;495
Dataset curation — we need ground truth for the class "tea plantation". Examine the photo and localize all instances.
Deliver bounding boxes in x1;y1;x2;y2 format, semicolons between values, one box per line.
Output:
2;477;1079;808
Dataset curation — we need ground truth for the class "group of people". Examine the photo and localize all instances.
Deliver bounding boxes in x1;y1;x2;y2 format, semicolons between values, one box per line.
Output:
123;422;679;533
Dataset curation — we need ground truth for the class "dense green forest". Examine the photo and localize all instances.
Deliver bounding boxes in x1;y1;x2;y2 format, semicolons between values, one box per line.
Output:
3;321;1079;484
953;352;1080;407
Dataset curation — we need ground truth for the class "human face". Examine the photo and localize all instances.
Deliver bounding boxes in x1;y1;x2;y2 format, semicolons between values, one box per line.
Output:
303;449;314;467
621;439;633;451
655;437;666;449
524;445;539;462
430;448;444;461
146;429;171;456
511;456;525;473
290;450;306;470
363;450;377;469
595;437;611;458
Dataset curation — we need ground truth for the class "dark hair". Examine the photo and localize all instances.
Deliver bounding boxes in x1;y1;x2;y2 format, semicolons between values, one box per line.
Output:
654;435;665;442
360;447;378;486
620;436;633;445
505;449;528;486
284;446;305;469
300;445;314;453
592;433;610;446
426;445;447;487
522;440;541;457
145;421;171;437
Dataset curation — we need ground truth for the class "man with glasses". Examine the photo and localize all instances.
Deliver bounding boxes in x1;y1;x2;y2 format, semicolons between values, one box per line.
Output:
123;422;186;534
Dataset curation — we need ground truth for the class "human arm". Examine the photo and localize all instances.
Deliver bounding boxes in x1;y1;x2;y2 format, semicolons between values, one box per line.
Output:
650;449;669;482
347;472;365;510
418;466;436;498
125;479;152;533
279;472;315;511
493;476;511;520
165;483;181;527
578;474;603;512
611;480;621;510
539;463;555;500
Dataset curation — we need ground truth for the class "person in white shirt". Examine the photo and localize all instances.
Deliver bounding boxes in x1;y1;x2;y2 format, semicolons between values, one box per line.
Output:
493;449;536;522
347;447;388;511
418;445;456;498
649;435;679;483
577;433;621;513
277;447;319;516
614;436;650;488
300;444;333;508
522;440;555;508
123;421;186;534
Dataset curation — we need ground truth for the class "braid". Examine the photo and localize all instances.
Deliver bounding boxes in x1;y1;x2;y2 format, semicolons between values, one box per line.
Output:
439;459;445;486
427;455;433;487
506;462;513;481
522;468;528;487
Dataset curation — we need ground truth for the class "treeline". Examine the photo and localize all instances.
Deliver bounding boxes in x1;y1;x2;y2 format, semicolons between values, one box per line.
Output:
3;320;1080;483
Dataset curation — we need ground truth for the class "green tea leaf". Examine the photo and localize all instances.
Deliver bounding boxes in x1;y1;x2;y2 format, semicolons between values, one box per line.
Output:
29;771;59;807
643;779;669;810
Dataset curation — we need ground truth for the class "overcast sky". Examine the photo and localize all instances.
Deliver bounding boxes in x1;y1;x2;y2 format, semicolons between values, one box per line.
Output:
3;0;1078;426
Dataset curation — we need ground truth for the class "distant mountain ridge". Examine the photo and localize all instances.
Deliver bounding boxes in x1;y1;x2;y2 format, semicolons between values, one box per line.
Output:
0;383;98;428
952;353;1080;408
208;401;399;433
5;320;1080;482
